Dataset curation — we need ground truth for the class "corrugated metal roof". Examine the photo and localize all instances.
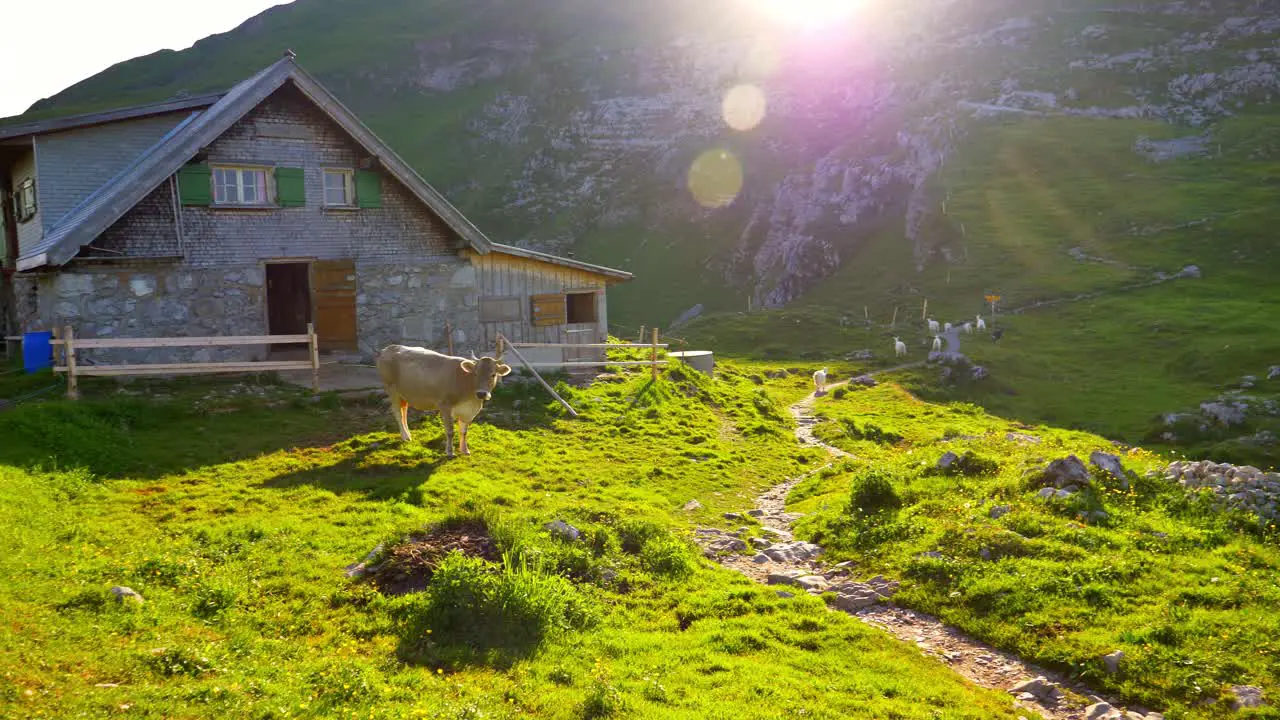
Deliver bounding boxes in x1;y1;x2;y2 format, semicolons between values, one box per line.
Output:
489;243;632;281
18;53;500;270
0;94;225;141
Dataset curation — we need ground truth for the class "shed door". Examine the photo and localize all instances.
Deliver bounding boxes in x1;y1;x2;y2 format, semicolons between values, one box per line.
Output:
313;259;358;351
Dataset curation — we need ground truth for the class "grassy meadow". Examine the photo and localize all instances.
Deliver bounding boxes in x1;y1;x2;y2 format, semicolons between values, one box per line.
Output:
0;364;1032;720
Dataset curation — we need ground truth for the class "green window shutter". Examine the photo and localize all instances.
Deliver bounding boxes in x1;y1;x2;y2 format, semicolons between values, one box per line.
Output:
355;170;382;208
275;167;306;207
176;163;212;206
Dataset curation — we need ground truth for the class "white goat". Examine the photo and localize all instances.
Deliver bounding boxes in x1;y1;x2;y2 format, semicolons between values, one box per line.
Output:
976;315;986;331
944;322;953;333
963;322;973;334
927;318;940;333
813;367;828;393
894;337;907;357
932;335;942;352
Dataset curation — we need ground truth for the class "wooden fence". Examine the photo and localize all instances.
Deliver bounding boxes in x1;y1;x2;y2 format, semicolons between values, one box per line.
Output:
47;324;320;399
506;328;668;378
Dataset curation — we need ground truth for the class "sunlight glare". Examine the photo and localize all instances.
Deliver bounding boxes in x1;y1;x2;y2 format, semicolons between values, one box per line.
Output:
687;149;744;209
722;84;768;131
750;0;861;30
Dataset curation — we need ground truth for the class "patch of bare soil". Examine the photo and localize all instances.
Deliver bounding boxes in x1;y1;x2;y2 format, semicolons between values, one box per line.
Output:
363;521;499;596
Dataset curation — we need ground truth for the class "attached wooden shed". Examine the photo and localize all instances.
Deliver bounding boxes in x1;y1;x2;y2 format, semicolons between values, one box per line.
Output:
469;243;632;366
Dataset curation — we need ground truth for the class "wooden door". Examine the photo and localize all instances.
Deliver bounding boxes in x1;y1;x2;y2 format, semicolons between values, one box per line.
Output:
312;259;358;351
266;263;311;349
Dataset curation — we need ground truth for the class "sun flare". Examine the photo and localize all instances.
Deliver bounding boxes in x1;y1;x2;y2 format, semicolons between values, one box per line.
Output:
750;0;861;29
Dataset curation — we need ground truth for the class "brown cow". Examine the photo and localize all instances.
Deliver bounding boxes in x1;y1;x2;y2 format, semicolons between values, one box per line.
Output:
375;344;512;457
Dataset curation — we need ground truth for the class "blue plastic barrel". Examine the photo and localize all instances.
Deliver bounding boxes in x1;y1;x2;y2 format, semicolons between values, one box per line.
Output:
22;331;53;374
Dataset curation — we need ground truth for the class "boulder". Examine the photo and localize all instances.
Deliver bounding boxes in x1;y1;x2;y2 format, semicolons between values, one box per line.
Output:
746;509;765;518
545;520;581;541
682;500;703;512
1038;455;1091;488
1090;452;1128;485
111;586;143;605
849;375;877;387
752;553;770;563
834;591;880;611
1269;366;1280;381
989;504;1012;519
937;452;960;472
1085;702;1122;720
750;537;771;549
767;570;806;586
794;575;829;592
1231;685;1265;710
1103;650;1125;674
1009;676;1058;701
723;512;743;521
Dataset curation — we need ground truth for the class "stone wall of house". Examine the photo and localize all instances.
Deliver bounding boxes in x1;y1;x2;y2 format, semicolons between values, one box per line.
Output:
14;259;482;366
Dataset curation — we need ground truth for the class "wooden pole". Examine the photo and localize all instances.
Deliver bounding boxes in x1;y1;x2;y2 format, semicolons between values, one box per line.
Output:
863;306;869;323
922;298;928;322
51;327;62;369
890;306;898;328
497;334;578;418
307;322;320;394
651;327;659;381
445;321;454;355
63;325;79;400
638;325;646;344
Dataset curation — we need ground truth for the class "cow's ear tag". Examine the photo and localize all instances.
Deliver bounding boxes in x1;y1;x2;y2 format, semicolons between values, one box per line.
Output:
460;360;477;373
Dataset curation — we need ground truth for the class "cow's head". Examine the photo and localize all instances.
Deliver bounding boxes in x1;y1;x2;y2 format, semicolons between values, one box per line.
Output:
461;351;512;402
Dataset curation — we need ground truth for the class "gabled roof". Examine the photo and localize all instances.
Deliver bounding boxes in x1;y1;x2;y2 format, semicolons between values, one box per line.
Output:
0;94;225;142
18;52;496;271
489;243;632;282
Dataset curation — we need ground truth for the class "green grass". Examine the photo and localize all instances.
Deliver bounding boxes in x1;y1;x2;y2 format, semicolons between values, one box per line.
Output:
0;365;1029;719
791;383;1280;718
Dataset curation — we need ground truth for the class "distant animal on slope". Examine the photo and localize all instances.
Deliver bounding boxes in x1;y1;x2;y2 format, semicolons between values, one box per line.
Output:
992;328;1005;342
932;335;942;352
976;315;986;331
928;318;940;333
944;322;953;333
813;367;828;393
894;337;907;357
376;344;512;457
962;322;974;334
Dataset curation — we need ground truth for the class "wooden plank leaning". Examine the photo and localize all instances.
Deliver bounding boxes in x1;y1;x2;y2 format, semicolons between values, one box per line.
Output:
497;333;578;418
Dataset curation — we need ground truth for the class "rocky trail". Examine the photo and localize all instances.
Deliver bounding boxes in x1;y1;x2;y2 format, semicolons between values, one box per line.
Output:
694;377;1165;720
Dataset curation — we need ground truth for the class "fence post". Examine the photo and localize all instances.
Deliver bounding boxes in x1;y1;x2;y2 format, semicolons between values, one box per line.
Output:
922;298;928;321
890;306;898;328
651;327;659;381
307;322;320;394
638;325;646;345
63;324;79;400
445;321;454;356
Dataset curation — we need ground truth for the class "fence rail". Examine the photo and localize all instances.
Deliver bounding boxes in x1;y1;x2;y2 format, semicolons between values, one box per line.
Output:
507;328;666;378
47;325;320;399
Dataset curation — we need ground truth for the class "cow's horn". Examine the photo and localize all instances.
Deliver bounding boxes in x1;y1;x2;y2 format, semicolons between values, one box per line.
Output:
470;350;479;361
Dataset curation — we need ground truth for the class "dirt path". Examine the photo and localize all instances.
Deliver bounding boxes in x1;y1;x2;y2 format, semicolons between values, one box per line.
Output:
696;377;1164;720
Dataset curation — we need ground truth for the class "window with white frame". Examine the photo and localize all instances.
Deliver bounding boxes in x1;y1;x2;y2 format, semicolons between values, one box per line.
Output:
15;177;36;222
323;168;354;207
212;165;271;205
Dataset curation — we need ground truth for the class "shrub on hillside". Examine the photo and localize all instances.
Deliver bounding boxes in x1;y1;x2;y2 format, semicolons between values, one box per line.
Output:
410;552;598;662
848;469;903;516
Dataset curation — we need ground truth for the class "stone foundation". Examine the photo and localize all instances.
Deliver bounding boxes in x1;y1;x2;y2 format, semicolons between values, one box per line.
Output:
16;260;481;366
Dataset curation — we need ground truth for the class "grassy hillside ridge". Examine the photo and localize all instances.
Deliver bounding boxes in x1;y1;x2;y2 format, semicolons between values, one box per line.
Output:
0;369;1033;719
788;382;1280;718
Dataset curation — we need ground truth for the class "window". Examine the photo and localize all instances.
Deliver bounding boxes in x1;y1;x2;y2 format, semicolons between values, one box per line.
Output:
212;166;271;205
566;291;598;324
323;168;355;207
14;177;36;222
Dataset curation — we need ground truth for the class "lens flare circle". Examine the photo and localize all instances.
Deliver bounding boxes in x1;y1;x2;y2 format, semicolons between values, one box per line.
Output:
687;149;744;209
722;84;768;131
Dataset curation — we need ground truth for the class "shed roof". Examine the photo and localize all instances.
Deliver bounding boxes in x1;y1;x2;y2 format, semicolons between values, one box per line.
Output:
17;53;498;270
0;94;225;142
489;243;632;282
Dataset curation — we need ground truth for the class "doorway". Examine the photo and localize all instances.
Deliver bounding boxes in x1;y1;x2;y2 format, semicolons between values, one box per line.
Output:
266;262;312;353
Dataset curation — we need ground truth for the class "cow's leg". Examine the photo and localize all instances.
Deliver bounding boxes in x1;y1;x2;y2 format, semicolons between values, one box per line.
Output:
390;394;411;442
440;407;455;458
458;419;471;456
